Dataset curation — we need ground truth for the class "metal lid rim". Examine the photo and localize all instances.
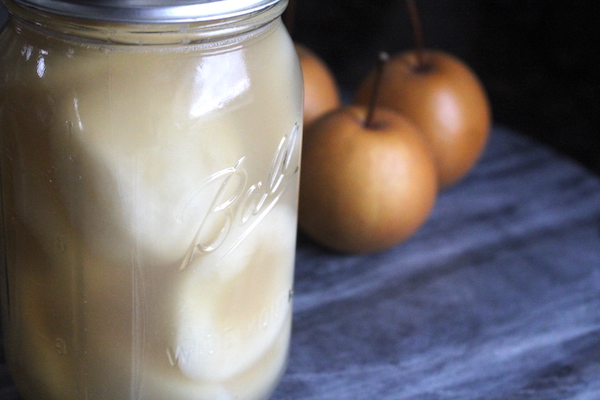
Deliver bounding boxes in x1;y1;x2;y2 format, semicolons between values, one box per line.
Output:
9;0;284;23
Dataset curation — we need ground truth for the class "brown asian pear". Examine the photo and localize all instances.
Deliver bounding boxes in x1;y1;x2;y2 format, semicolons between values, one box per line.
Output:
298;105;438;254
295;43;341;128
355;50;491;189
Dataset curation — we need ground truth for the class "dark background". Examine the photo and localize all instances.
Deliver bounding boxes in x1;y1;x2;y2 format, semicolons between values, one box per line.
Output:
288;0;600;177
1;0;599;176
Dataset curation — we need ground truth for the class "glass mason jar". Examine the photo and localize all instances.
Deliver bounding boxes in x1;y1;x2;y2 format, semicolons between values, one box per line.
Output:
0;1;302;399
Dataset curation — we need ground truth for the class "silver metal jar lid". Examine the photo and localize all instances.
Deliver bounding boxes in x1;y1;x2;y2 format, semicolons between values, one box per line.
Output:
10;0;284;23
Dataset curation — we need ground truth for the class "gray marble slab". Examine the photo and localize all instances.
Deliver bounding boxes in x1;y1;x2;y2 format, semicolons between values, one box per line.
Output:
273;126;600;400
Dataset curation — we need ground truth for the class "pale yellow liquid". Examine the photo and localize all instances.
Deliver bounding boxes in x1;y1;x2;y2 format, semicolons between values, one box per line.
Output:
0;15;302;400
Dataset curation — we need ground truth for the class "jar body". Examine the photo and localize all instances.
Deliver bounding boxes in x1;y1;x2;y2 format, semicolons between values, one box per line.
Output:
0;5;302;400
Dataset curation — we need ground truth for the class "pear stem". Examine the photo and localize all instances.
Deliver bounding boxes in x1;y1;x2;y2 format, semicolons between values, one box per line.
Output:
406;0;427;72
364;52;389;129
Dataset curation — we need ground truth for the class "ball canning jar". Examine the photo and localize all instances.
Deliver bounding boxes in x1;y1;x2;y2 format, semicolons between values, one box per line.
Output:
0;1;302;399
